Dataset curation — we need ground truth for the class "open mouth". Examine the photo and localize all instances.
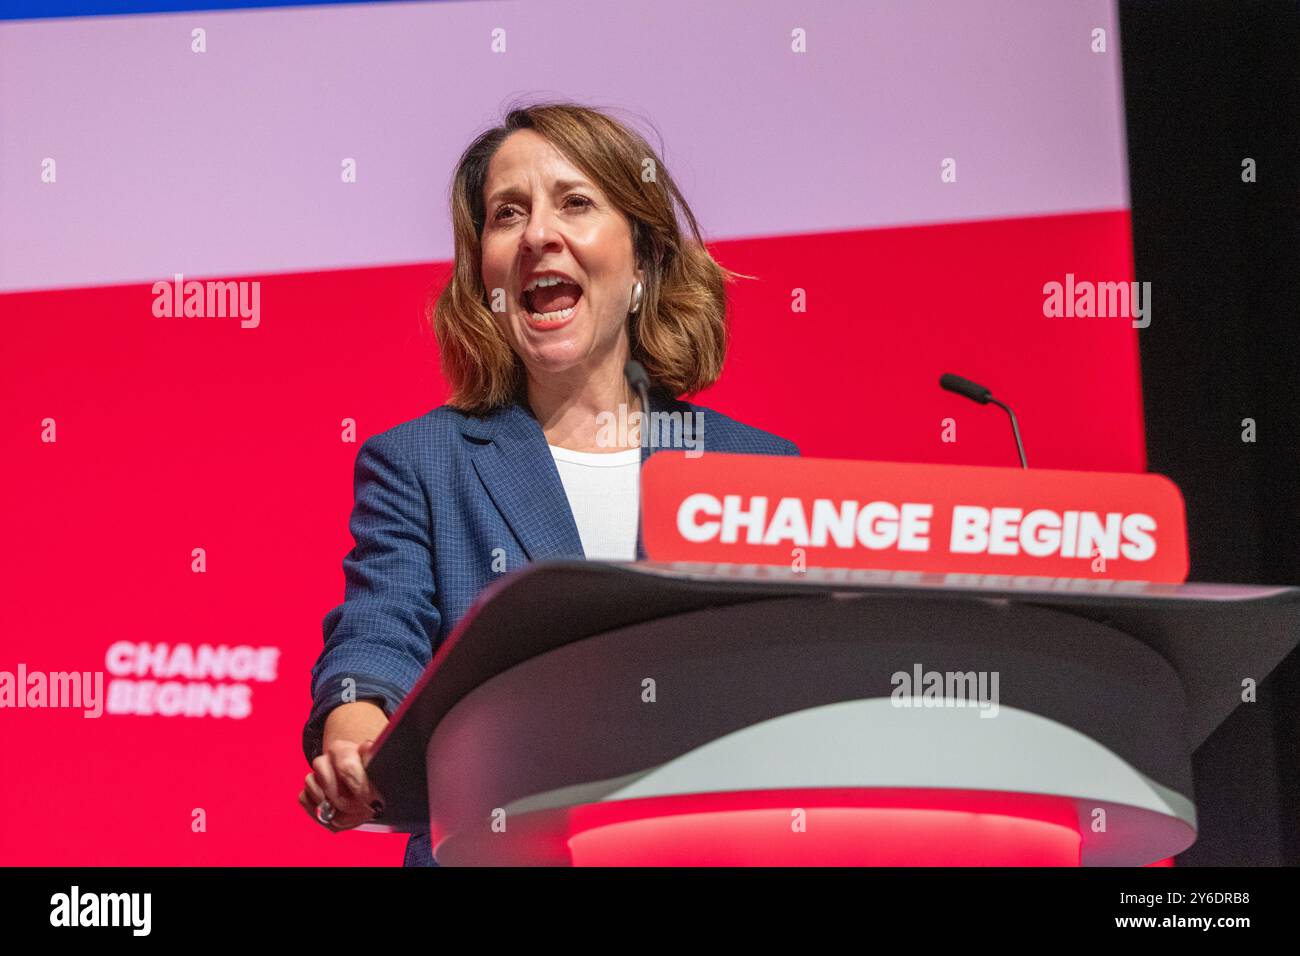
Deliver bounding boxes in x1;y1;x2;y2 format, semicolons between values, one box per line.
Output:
522;275;583;324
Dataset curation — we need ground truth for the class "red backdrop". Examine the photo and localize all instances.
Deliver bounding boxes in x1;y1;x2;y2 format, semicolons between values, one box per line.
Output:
0;209;1144;863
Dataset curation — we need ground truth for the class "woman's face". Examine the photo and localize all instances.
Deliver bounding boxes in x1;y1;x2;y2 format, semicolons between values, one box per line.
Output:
479;129;643;383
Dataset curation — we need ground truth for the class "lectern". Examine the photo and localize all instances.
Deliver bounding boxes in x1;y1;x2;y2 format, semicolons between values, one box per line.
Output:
365;560;1300;866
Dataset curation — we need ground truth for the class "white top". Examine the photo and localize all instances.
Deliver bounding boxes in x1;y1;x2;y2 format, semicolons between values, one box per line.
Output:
548;444;641;561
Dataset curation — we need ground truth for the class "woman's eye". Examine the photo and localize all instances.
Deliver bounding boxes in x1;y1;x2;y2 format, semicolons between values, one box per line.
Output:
493;197;587;223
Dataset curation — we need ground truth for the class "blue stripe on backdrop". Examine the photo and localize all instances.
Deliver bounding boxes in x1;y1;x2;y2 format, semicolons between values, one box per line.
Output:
0;0;451;22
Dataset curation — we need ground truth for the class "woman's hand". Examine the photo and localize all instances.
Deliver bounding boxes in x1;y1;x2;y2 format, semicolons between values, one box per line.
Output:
299;701;389;832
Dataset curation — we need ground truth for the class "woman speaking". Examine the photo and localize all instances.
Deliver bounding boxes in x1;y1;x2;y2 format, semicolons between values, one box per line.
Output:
298;102;799;866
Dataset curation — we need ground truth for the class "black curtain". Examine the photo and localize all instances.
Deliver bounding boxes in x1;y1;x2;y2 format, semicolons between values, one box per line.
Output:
1119;0;1300;864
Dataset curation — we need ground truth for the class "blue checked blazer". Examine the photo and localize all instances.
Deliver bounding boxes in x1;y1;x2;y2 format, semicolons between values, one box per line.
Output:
303;387;798;764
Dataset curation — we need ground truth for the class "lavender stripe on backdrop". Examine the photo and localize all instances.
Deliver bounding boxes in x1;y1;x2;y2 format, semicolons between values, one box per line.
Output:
0;0;1126;292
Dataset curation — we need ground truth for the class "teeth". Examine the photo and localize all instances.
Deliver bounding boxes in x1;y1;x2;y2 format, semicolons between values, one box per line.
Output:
525;275;576;292
529;305;576;322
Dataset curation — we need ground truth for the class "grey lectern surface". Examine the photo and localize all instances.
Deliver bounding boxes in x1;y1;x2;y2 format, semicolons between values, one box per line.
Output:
364;560;1300;865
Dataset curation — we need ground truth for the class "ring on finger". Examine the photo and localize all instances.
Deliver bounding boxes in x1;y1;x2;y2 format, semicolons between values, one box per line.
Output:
316;800;337;826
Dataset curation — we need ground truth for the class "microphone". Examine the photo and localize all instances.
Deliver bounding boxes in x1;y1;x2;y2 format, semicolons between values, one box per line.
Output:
939;373;1029;469
624;359;652;425
624;360;653;560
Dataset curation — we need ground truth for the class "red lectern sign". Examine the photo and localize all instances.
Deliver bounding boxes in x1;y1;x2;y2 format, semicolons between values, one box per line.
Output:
641;453;1189;583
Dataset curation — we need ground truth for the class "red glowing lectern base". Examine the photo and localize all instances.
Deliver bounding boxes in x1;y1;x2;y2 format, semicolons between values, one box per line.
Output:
364;561;1300;866
565;789;1085;867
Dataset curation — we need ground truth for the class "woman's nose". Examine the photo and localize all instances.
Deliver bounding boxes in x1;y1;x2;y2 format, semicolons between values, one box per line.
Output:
522;205;563;254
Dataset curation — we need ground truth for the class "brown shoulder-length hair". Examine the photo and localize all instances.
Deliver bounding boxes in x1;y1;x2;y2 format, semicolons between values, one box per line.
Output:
431;101;744;413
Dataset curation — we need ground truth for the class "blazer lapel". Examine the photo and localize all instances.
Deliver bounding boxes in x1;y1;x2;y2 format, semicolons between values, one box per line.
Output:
461;402;585;561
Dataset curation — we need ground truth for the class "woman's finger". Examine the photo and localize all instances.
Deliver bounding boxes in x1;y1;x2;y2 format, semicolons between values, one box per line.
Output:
302;775;362;829
332;747;371;805
304;771;326;808
299;785;335;826
315;749;373;819
310;753;343;809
